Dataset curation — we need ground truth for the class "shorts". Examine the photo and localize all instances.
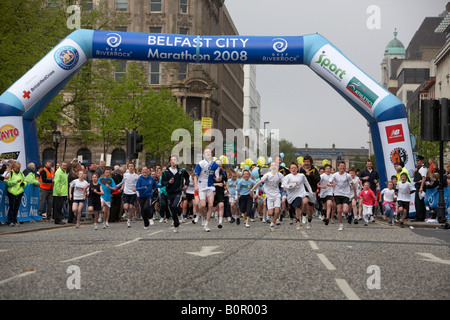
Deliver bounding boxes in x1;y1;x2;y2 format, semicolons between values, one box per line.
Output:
123;193;137;205
213;192;225;207
334;195;350;205
306;192;316;206
73;199;85;204
266;197;281;210
88;198;102;211
229;194;237;203
101;198;111;208
289;197;303;209
397;200;410;209
321;195;334;203
186;193;195;203
281;190;287;199
198;187;215;201
362;204;373;215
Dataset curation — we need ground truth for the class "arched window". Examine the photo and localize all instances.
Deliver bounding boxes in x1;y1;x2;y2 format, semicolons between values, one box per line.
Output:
111;149;126;167
42;148;56;166
76;148;92;165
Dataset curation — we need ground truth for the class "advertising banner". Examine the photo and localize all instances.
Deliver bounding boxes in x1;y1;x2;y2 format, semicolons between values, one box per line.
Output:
4;38;87;114
0;182;41;223
425;187;450;219
0;116;26;166
93;31;304;65
309;44;389;119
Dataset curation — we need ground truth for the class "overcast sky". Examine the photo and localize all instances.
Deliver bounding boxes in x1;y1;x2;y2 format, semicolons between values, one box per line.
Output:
225;0;447;149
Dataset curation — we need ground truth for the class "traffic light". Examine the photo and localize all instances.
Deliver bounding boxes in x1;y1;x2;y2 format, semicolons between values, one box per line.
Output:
133;131;143;159
421;99;440;141
126;130;135;161
441;98;450;141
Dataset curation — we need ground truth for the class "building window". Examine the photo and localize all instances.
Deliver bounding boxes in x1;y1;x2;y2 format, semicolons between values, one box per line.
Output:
179;63;187;80
150;0;162;12
76;148;92;165
111;149;126;166
115;0;127;11
150;27;162;34
42;148;56;166
81;0;93;11
179;28;188;35
180;0;188;14
115;60;127;82
149;62;161;85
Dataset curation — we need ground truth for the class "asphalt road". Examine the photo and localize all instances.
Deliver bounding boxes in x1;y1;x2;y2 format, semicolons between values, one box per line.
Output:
1;216;449;306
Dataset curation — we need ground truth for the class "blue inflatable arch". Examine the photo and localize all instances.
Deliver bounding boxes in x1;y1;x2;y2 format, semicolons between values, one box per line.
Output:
0;29;415;185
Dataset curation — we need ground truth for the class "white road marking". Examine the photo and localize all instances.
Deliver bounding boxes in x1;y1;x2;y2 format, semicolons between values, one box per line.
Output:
335;278;360;300
417;252;450;265
308;240;319;250
115;237;142;247
186;246;223;257
59;251;102;263
0;270;36;286
148;230;164;236
317;253;336;270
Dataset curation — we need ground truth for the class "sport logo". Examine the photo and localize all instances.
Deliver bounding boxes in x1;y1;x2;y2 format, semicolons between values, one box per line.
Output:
314;51;347;80
346;76;379;109
272;38;288;53
106;33;122;48
54;46;79;70
385;124;405;144
0;125;19;143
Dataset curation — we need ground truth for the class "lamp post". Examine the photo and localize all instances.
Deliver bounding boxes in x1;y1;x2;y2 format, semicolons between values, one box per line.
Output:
52;130;61;167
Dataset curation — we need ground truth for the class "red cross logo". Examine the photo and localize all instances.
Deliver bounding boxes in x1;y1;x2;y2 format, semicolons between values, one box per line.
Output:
23;90;31;99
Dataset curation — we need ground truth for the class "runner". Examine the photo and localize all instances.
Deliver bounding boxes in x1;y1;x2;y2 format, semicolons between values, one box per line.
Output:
237;170;257;228
212;160;227;229
68;170;89;228
317;164;334;225
227;170;239;223
120;162;139;228
250;162;284;231
193;148;220;232
327;161;356;231
379;181;396;226
98;168;116;229
396;172;415;228
299;155;320;229
87;172;104;230
282;162;313;230
348;167;362;224
161;155;190;233
358;181;377;226
136;166;161;230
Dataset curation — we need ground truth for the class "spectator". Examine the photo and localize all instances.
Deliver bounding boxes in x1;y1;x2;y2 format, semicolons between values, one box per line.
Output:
23;162;39;186
0;159;7;181
394;161;411;183
53;161;68;225
357;159;379;195
39;160;54;220
86;162;97;183
6;162;27;226
413;155;427;221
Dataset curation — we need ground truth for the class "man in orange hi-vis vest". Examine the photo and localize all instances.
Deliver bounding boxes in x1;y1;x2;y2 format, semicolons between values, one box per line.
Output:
39;160;54;220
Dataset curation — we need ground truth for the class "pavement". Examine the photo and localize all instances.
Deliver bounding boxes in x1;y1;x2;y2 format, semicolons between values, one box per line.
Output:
1;213;447;236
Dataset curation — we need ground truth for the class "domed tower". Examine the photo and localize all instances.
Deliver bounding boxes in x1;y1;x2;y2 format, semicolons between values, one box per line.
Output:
381;28;406;94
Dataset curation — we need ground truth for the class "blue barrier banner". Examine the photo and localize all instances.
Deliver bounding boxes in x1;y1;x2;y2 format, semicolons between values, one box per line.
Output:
92;31;304;64
0;181;41;223
425;186;450;218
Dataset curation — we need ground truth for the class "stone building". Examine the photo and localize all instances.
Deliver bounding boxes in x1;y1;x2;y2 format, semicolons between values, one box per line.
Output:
40;0;244;167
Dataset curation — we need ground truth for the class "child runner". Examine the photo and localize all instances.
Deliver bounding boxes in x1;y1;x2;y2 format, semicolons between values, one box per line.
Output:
237;170;257;228
318;164;334;225
136;166;161;230
396;172;414;228
358;181;377;226
227;170;239;223
380;181;396;226
120;163;139;228
348;167;362;224
98;168;116;229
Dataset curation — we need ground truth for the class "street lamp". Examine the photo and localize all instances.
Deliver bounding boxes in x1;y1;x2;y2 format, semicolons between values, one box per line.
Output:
52;130;61;166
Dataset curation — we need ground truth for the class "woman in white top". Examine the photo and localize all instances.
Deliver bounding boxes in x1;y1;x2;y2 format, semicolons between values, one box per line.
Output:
69;170;89;228
282;162;313;230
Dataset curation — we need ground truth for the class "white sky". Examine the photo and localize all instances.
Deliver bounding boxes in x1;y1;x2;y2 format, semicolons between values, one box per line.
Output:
225;0;447;149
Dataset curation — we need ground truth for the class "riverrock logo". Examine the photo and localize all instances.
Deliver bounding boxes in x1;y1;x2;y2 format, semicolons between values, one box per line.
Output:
385;124;405;144
0;125;19;143
106;33;122;48
272;38;288;53
346;76;378;109
54;46;79;70
390;147;408;165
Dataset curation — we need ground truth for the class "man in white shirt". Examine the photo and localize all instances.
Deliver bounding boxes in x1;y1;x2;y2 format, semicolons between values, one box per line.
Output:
413;155;428;221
